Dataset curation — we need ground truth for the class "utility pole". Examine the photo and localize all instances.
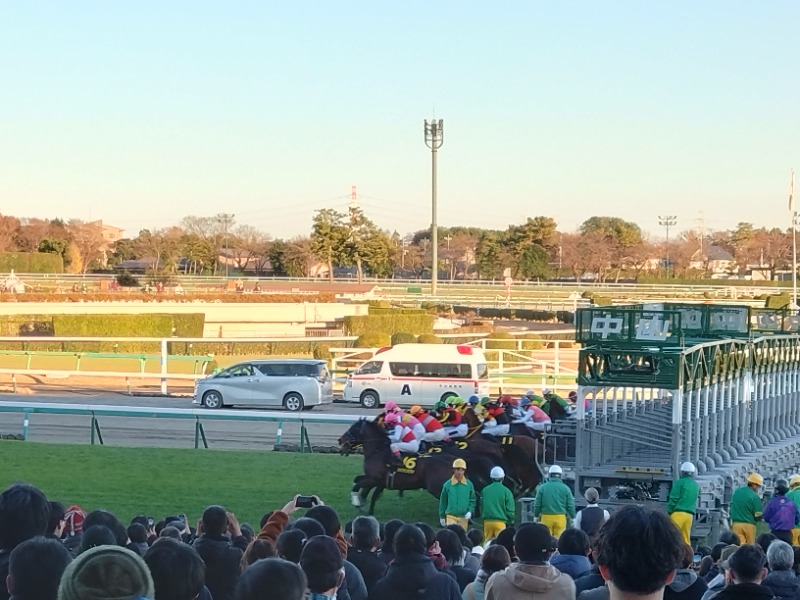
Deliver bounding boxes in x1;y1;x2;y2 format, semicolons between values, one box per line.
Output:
790;170;797;308
658;215;677;278
217;213;235;278
424;119;444;296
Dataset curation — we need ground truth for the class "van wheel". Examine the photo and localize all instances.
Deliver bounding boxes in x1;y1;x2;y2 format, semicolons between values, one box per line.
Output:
440;392;457;403
203;391;224;409
360;390;380;409
284;393;304;412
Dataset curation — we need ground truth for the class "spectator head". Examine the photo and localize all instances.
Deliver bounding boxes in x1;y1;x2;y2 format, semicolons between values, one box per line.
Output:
305;505;341;537
159;526;182;540
445;524;471;550
718;545;739;570
240;523;255;544
351;516;380;551
698;555;714;578
77;525;117;555
756;532;777;555
144;537;205;600
201;505;228;537
58;545;154;600
719;530;741;546
696;545;712;559
557;528;590;557
595;505;683;595
479;545;511;580
259;511;275;529
513;523;555;563
435;528;463;567
679;544;694;569
290;517;325;539
492;527;517;561
767;540;794;572
278;530;308;564
393;524;427;558
711;542;727;562
381;519;404;552
235;558;307;600
414;522;436;551
82;510;127;547
299;536;344;594
127;523;148;545
8;536;72;600
64;506;86;538
130;515;149;529
48;502;66;538
726;544;767;585
0;483;50;549
243;539;277;568
467;529;484;550
584;488;600;504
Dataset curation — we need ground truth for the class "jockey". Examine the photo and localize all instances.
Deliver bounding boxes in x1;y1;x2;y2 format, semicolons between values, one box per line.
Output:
541;388;573;415
481;398;510;436
466;395;487;420
384;412;420;458
439;397;469;439
382;400;403;419
513;396;551;433
400;411;427;440
409;405;447;443
569;390;590;413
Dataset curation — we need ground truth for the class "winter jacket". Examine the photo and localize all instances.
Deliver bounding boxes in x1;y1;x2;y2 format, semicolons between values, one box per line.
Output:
347;547;387;592
730;486;763;524
192;534;248;600
668;476;701;514
451;565;478;592
533;479;576;518
664;569;708;600
574;564;605;595
370;553;461;600
762;569;800;600
764;495;800;532
550;553;591;580
440;477;476;519
485;562;575;600
712;582;775;600
578;588;609;600
702;574;726;600
481;482;515;523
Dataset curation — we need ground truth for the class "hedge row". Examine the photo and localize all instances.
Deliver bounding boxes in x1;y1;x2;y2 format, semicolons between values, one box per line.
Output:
451;306;575;324
1;313;205;339
0;339;346;356
343;314;435;336
0;293;337;303
0;252;63;273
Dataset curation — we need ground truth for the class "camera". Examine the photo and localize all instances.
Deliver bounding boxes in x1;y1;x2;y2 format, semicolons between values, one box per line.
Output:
296;495;317;509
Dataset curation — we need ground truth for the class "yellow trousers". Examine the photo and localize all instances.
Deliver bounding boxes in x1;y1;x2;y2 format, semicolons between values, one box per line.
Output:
793;528;800;546
540;514;567;538
483;520;506;543
731;522;756;545
446;515;469;530
670;512;693;545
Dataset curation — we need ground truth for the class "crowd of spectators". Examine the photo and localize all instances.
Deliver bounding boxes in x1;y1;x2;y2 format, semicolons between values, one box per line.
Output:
2;481;800;600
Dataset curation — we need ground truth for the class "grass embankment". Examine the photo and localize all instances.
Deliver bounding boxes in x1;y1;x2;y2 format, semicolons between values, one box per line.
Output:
0;441;437;526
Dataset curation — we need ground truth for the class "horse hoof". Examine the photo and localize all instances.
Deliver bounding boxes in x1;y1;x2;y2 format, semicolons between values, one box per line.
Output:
351;492;363;507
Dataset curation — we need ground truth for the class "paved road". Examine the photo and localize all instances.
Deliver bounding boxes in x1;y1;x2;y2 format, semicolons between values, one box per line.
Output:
0;391;377;451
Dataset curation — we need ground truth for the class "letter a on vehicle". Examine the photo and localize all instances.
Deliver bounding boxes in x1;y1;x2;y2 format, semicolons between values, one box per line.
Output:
401;384;412;395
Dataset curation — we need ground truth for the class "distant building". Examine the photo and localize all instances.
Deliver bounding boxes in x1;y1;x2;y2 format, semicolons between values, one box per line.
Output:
689;245;735;276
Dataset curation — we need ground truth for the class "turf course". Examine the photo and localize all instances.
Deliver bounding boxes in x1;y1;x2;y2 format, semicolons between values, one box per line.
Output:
0;441;438;527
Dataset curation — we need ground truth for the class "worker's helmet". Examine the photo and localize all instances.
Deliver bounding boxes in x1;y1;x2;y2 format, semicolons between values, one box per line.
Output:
409;405;423;416
747;472;764;487
468;395;480;405
776;479;790;495
384;401;400;413
452;458;467;470
490;467;505;480
680;462;696;475
384;412;400;425
548;465;563;477
790;474;800;488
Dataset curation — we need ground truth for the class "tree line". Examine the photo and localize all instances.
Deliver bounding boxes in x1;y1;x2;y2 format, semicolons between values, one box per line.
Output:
0;210;794;282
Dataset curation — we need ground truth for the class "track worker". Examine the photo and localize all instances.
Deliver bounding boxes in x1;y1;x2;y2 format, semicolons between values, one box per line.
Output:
533;465;576;538
788;474;800;545
730;472;764;544
408;405;446;443
439;458;476;530
667;461;700;545
480;467;516;543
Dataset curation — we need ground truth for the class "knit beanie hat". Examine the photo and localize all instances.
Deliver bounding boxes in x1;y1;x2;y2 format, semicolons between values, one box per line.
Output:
64;505;87;535
58;545;154;600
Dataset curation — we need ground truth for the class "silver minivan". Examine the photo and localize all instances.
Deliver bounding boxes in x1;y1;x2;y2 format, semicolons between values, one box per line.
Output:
193;359;333;411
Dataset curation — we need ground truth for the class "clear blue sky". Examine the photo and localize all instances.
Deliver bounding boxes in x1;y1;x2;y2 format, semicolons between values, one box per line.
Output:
2;1;799;240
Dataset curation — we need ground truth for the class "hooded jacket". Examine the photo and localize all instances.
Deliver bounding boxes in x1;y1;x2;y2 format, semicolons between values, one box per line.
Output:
485;562;575;600
192;534;248;600
664;569;708;600
762;569;800;600
370;553;461;600
550;553;591;580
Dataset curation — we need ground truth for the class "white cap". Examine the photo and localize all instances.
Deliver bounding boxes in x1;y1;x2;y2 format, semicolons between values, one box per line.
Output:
542;388;551;395
680;461;696;474
490;466;505;480
548;465;563;476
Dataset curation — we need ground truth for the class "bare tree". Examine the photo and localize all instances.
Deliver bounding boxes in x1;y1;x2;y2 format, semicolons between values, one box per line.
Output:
67;220;105;273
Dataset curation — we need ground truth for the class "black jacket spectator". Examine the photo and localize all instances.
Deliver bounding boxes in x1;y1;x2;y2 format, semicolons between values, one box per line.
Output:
762;570;799;600
193;535;248;600
713;582;774;600
371;553;461;600
347;547;387;592
575;563;605;595
663;569;708;600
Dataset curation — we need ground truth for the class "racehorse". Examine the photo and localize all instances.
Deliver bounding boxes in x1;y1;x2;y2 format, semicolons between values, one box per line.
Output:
338;419;458;515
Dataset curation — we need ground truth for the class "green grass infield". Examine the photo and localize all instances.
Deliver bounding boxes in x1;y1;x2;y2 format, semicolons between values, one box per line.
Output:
0;441;439;528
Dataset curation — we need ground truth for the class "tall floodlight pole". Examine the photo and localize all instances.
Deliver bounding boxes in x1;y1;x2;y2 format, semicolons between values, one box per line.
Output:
658;215;677;278
424;119;444;296
790;170;797;308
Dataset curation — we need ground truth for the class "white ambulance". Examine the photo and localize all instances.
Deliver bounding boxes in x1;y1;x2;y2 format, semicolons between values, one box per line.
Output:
342;343;490;409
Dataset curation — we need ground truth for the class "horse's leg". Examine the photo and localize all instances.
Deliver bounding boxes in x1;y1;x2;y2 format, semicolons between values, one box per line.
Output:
369;485;385;515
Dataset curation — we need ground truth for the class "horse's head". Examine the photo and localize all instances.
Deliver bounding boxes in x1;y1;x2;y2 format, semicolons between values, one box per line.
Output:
338;419;367;455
